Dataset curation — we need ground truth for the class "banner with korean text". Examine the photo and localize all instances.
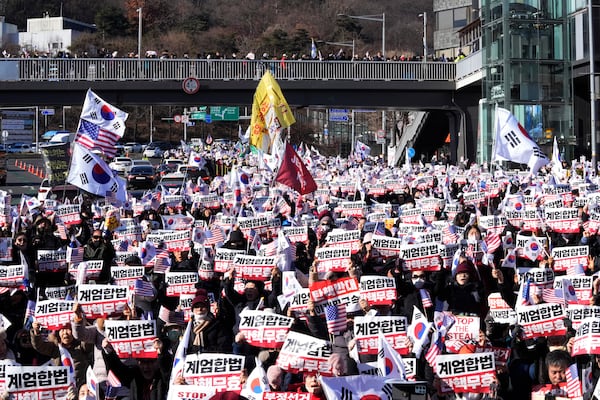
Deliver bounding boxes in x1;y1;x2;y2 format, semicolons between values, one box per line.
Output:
516;303;566;339
276;331;332;375
239;310;294;349
309;277;360;316
572;318;600;356
183;353;245;392
105;319;158;359
77;284;129;319
435;352;496;393
233;255;276;281
353;315;409;355
359;276;397;306
34;299;75;330
6;365;71;399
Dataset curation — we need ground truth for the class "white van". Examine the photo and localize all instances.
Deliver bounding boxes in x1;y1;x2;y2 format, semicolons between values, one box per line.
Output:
48;132;74;144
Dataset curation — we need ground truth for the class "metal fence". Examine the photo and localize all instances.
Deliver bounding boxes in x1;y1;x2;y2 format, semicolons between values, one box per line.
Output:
0;58;458;82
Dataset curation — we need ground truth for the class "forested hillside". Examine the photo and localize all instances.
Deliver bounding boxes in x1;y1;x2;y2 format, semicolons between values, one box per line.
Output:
4;0;432;59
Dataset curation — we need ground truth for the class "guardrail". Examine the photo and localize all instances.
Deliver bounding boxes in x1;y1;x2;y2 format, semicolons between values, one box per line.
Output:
0;58;459;82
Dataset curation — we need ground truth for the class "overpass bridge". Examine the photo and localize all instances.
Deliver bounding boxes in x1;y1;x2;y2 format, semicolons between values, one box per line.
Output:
0;55;483;163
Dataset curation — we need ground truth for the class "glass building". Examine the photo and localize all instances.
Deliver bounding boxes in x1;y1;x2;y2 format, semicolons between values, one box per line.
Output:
480;0;573;163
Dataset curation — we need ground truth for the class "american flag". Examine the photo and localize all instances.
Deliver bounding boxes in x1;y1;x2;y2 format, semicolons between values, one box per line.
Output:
541;287;564;304
425;329;443;371
25;300;36;319
442;223;459;244
374;222;386;236
76;119;122;158
205;227;225;245
325;304;347;335
566;363;582;398
484;232;501;254
259;240;277;256
153;249;171;273
107;370;122;388
420;289;433;308
346;215;358;231
133;279;155;297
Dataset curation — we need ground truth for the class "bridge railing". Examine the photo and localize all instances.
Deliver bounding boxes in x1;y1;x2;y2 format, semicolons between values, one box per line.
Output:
0;58;457;82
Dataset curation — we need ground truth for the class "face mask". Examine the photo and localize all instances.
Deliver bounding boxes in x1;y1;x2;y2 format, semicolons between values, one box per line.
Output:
412;278;425;289
467;233;479;241
167;330;180;343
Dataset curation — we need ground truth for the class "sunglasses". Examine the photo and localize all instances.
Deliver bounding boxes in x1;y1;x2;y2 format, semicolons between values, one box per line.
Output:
412;274;426;279
92;236;102;239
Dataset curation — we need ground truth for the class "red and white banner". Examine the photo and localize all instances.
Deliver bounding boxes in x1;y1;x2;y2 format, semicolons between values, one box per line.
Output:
6;365;72;399
111;265;145;287
165;271;198;297
487;293;517;325
567;305;600;330
69;260;103;283
34;299;75;330
238;310;294;349
147;230;192;252
44;285;75;300
214;248;246;273
77;284;129;319
544;208;580;234
37;250;67;273
353;315;409;355
473;346;511;368
371;235;403;257
0;264;26;288
315;247;351;274
114;226;143;244
166;384;217;400
554;275;592;305
282;226;309;244
183;353;245;391
288;288;310;313
276;331;332;375
309;277;360;316
572;318;600;356
238;216;270;237
105;319;158;359
435;352;496;393
478;216;507;236
325;230;361;254
551;246;588;273
359;276;397;306
447;315;480;341
400;242;441;271
233;255;276;281
55;204;82;225
338;201;366;218
517;303;566;339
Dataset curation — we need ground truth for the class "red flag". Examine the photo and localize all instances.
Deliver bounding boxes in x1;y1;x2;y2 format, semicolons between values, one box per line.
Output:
275;143;317;195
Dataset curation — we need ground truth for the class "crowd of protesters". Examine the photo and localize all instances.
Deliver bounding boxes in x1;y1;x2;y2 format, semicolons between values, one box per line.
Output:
0;140;598;400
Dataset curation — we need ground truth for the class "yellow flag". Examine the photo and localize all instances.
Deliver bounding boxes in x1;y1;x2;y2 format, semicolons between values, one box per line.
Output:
250;70;295;153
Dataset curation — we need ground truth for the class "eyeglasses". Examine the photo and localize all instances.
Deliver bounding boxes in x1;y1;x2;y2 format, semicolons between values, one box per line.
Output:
412;274;426;279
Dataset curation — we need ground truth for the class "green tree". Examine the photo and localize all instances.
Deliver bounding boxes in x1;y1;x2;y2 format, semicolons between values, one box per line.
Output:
95;6;130;37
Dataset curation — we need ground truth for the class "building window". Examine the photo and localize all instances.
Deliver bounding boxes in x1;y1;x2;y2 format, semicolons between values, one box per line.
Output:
436;7;471;30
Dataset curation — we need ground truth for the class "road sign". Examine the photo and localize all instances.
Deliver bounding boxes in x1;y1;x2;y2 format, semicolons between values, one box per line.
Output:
407;147;416;159
173;115;182;123
1;130;8;139
182;77;200;94
190;112;206;120
329;108;349;122
210;106;239;121
181;115;189;123
204;114;212;123
41;109;55;116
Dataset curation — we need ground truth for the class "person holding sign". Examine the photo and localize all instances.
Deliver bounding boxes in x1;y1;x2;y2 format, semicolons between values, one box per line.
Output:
30;320;92;388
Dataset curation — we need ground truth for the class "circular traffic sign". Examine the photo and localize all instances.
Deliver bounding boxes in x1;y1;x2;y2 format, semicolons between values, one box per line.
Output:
204;114;212;123
1;130;8;139
174;115;182;123
182;77;200;94
407;147;416;159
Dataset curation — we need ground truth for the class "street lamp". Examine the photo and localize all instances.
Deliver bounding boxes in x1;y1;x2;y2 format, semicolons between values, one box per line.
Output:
418;12;427;61
338;13;385;58
137;7;142;60
318;40;356;60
